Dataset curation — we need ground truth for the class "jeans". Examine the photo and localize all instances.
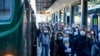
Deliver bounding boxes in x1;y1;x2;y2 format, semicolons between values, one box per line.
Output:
41;45;49;56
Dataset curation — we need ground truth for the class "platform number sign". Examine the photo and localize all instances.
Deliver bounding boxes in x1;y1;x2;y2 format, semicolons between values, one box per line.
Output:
92;14;98;35
93;19;98;25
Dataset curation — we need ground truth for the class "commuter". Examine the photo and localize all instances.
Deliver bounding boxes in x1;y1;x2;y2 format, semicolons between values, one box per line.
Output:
73;27;80;39
63;34;72;56
56;32;63;45
50;32;55;56
39;27;50;56
68;30;73;50
77;24;80;30
71;29;79;56
71;24;78;35
63;26;68;34
73;29;92;56
91;31;100;56
86;31;94;45
57;34;71;56
90;29;97;43
56;32;63;56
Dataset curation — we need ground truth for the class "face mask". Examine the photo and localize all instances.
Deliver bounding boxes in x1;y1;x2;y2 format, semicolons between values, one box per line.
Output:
66;31;70;34
68;27;71;30
72;24;75;28
78;25;80;28
64;28;68;30
91;31;94;35
44;30;48;33
65;43;69;48
69;31;72;34
75;28;78;31
74;32;78;36
58;36;63;40
63;37;69;42
80;31;86;36
86;35;91;38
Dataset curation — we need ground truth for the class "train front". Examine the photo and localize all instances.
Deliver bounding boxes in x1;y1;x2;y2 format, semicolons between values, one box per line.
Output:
0;0;24;56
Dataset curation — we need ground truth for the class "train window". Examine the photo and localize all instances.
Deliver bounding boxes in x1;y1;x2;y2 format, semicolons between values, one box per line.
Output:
0;0;14;24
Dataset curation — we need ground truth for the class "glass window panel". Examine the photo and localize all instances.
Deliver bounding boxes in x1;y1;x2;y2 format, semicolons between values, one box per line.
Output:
0;0;13;21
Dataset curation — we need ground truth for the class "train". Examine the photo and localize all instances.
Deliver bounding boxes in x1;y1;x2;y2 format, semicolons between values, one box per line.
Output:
0;0;37;56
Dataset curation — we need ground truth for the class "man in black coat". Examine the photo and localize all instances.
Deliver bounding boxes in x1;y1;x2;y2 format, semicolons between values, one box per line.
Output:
73;30;92;56
91;32;100;56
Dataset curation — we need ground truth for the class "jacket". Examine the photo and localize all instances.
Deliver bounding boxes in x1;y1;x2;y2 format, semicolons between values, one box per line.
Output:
91;42;100;56
39;33;50;45
73;36;92;56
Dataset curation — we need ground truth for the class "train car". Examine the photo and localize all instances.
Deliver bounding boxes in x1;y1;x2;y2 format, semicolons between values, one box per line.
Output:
0;0;36;56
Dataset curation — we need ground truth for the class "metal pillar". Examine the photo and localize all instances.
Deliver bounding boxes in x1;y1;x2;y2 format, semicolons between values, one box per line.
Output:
54;13;56;23
55;12;58;23
59;11;62;23
52;14;55;23
51;14;54;23
70;6;74;26
57;12;59;23
67;16;70;25
81;0;88;27
63;9;67;23
57;11;60;23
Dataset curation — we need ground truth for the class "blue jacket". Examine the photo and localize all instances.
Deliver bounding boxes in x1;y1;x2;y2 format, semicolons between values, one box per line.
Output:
39;33;50;45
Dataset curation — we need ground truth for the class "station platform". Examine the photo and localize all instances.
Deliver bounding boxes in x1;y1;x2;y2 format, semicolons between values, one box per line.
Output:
0;0;100;56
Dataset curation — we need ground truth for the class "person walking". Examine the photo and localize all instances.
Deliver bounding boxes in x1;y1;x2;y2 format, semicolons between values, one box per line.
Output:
39;27;50;56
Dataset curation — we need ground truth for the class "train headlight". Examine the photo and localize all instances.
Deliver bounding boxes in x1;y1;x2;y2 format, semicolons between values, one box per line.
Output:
4;53;14;56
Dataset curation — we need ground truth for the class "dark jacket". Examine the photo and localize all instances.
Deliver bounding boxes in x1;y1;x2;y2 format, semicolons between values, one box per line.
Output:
73;36;92;56
71;35;79;56
39;33;50;45
91;41;100;56
57;43;70;56
50;36;55;56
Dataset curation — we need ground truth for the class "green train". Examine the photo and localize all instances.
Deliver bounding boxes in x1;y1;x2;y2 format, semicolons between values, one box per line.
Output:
0;0;36;56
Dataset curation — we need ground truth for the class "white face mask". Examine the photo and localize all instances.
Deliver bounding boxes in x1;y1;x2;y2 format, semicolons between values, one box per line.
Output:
58;36;63;40
80;31;86;36
75;28;78;31
86;35;91;38
74;32;78;36
63;37;69;42
68;27;71;30
66;31;70;34
78;25;80;28
65;43;69;48
64;28;68;30
44;30;48;33
91;31;94;35
70;31;72;34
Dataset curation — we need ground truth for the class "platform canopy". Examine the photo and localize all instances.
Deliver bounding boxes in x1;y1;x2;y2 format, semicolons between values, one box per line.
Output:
46;0;79;14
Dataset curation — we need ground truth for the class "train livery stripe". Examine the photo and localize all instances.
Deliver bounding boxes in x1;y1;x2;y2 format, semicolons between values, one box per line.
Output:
0;9;23;37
